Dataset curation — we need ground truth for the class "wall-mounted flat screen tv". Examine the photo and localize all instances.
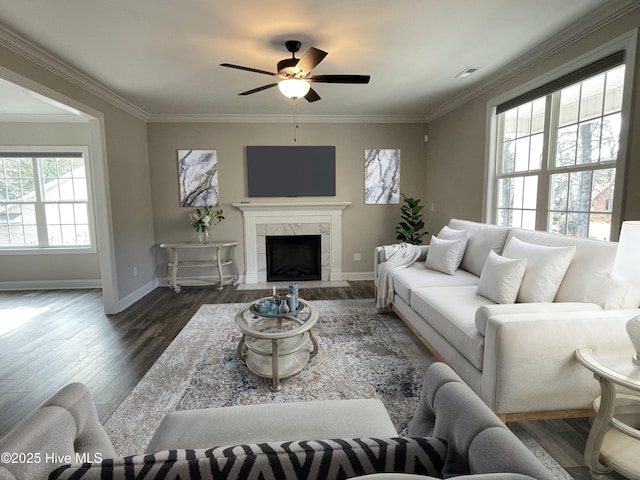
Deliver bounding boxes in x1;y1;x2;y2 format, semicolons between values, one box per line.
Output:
247;146;336;197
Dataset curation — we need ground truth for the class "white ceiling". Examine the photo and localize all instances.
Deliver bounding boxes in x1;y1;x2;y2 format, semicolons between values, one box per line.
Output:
0;78;84;121
0;0;633;122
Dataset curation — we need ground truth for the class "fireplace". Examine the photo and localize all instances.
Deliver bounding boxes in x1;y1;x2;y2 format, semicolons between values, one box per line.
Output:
232;202;351;283
266;235;321;282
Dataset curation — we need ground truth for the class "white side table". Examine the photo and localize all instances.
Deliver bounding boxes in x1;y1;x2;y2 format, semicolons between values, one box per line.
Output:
159;241;239;292
575;348;640;480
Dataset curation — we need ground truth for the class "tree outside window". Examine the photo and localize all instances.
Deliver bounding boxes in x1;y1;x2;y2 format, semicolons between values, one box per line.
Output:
494;63;625;241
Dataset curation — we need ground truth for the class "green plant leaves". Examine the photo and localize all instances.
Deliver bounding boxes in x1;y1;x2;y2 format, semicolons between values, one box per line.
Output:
395;193;428;245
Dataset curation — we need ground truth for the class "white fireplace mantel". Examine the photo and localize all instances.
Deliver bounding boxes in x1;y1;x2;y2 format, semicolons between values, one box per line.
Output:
232;202;351;283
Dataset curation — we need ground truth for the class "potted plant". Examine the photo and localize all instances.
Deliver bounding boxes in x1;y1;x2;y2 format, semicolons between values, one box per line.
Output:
190;206;224;243
395;194;428;244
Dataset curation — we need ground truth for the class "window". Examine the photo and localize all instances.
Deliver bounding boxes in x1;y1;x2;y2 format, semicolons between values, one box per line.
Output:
0;149;93;249
493;53;626;241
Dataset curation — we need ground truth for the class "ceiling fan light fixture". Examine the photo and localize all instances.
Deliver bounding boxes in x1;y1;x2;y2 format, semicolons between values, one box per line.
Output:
278;79;310;99
221;40;369;102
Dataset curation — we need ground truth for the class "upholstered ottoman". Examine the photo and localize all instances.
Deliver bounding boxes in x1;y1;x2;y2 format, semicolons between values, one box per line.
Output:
146;398;398;451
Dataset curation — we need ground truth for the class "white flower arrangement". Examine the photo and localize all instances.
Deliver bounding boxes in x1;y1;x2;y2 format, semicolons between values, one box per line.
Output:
189;206;224;232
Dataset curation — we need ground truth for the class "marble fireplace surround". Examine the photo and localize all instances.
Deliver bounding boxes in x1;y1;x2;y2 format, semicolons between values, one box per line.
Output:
232;202;351;284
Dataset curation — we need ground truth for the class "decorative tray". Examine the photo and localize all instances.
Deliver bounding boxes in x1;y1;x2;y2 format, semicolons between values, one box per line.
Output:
249;301;303;317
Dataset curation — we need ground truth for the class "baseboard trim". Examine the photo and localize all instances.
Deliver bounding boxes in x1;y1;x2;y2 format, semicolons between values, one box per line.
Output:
0;278;102;290
115;279;159;313
342;271;374;281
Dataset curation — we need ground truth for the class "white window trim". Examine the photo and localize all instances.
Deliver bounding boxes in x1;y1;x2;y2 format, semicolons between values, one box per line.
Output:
0;145;97;254
483;29;638;241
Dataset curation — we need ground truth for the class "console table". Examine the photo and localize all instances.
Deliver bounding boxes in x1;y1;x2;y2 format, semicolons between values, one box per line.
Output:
575;347;640;480
159;241;239;292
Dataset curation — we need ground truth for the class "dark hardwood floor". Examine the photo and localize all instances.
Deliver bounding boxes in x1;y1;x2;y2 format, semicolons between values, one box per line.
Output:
0;282;375;434
0;283;611;478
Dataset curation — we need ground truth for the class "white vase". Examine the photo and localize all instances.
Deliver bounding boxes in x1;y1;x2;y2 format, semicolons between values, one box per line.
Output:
279;298;290;314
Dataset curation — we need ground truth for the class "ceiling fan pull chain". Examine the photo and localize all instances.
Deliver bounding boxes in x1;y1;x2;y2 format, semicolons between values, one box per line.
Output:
293;100;298;142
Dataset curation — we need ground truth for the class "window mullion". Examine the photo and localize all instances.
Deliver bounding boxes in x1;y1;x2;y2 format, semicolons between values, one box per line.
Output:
551;160;616;175
536;94;556;231
32;158;48;247
491;114;506;225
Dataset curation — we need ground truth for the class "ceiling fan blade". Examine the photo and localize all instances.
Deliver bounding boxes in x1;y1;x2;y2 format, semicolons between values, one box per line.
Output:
295;47;328;75
308;74;370;84
238;84;278;96
220;63;278;77
304;88;321;103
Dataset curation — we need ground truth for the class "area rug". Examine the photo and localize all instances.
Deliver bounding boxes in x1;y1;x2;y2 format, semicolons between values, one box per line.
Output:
104;299;571;479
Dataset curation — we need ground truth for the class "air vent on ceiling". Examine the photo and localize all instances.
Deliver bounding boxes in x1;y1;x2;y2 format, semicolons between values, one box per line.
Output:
455;67;478;79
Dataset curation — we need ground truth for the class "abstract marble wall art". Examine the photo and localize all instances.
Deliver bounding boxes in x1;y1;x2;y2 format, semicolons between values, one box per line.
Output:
364;149;400;204
178;149;219;207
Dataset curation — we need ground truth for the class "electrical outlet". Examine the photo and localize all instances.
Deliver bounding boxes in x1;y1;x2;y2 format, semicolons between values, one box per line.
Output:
353;253;361;261
133;266;138;277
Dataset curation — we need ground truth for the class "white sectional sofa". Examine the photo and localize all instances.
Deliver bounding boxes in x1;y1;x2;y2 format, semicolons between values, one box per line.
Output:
374;219;640;421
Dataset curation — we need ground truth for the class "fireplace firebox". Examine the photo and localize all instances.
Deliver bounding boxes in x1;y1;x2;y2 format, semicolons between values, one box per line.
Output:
266;235;321;282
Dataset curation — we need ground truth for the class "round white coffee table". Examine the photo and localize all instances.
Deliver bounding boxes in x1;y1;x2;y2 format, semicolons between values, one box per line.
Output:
235;297;318;391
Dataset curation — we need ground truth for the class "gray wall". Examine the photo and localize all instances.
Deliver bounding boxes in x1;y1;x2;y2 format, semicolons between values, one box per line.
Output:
424;10;640;236
147;122;428;277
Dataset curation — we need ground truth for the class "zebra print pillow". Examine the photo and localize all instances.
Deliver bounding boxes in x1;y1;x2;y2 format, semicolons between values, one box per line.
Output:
49;437;447;480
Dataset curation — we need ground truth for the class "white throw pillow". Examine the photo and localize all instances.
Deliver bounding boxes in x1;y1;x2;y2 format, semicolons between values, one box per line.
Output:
438;225;468;241
476;251;527;304
595;274;640;310
502;236;576;303
437;226;469;267
424;235;467;275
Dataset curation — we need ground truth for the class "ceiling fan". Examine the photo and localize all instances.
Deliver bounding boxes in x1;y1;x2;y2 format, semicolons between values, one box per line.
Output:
220;40;370;102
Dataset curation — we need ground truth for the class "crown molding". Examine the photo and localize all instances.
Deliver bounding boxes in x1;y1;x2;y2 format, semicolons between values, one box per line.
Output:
0;23;423;126
0;24;150;121
424;0;640;123
146;113;427;124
